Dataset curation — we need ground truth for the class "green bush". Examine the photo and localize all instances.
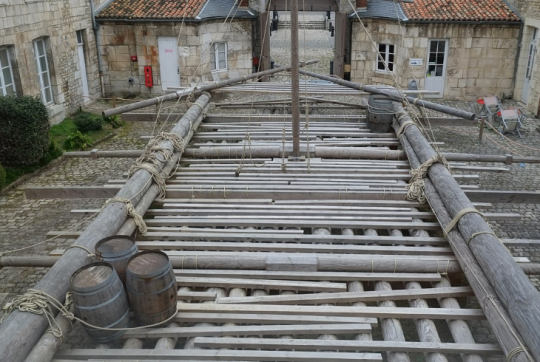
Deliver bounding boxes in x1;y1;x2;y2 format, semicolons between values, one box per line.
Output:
0;162;5;190
0;96;50;167
103;114;124;129
74;112;103;132
63;131;92;150
39;141;63;166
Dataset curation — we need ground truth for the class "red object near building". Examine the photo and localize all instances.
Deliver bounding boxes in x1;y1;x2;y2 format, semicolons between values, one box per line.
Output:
144;66;153;87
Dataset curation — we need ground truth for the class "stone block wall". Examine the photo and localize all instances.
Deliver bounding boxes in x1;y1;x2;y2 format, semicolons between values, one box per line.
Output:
350;19;520;101
510;0;540;114
0;0;99;124
98;19;254;97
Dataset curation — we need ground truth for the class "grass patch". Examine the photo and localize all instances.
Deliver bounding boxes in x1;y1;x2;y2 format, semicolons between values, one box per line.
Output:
1;113;119;191
50;117;114;149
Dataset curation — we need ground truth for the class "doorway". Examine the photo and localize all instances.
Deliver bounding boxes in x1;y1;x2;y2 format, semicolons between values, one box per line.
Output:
424;39;448;99
158;37;181;91
76;30;90;103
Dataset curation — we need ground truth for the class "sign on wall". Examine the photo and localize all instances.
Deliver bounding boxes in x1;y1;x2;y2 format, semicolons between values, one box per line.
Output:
409;58;423;66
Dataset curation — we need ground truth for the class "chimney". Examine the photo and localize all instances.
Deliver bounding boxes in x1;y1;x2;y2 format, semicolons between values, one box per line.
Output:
356;0;368;9
239;0;249;8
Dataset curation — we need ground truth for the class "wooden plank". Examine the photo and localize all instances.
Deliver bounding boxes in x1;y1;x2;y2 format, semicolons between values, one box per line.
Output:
174;277;347;292
216;286;474;305
176;303;486;320
176;291;217;301
174;312;378;326
137;242;453;256
463;190;540;204
142;209;436;218
24;186;119;199
173;270;443;282
122;323;372;339
144;218;441;230
54;349;382;361
193;337;503;355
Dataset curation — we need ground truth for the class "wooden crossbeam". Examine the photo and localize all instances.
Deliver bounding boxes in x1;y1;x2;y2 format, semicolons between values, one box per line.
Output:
193;337;502;355
216;286;474;305
174;277;347;292
121;323;372;339
176;303;486;320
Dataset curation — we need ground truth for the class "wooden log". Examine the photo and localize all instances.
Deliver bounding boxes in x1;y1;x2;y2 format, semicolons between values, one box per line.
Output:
176;303;486;320
435;277;484;362
394;103;540;360
54;348;383;361
296;70;475;120
216;286;474;305
175;277;347;292
122;324;371;339
193;337;503;355
397;128;532;361
103;60;318;117
0;94;212;362
316;147;540;165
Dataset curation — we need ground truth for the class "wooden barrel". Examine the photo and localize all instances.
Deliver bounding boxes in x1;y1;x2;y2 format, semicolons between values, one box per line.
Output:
367;94;394;133
95;235;138;285
70;262;130;342
126;251;178;326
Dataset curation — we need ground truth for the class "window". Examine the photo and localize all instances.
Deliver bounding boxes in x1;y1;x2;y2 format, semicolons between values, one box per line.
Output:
427;40;446;77
377;44;394;72
210;42;227;71
0;46;16;96
33;38;53;104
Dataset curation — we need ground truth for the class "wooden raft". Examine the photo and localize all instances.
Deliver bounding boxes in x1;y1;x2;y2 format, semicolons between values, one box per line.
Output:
50;114;510;362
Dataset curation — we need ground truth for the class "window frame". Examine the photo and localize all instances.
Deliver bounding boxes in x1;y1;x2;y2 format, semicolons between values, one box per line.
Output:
376;43;395;73
33;37;53;105
0;46;16;96
210;42;228;71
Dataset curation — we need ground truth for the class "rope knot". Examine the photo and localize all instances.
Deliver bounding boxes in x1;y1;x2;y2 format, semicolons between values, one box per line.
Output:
406;153;450;203
105;197;148;234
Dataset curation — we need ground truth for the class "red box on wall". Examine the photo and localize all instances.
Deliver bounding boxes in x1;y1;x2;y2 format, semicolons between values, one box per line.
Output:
144;66;153;87
130;55;138;62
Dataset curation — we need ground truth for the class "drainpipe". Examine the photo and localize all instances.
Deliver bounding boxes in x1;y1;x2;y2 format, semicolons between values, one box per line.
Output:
510;22;524;100
90;0;106;98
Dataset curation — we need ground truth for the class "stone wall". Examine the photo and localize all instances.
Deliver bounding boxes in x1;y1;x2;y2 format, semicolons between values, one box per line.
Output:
350;19;520;101
511;0;540;115
97;19;254;97
0;0;100;124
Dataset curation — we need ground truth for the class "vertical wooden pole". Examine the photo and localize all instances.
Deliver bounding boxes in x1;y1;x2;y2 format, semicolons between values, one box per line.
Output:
478;117;485;143
290;0;300;158
112;96;117;108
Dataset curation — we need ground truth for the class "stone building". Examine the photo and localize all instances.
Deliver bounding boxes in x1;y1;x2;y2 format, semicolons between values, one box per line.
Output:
0;0;104;123
95;0;257;97
348;0;522;100
507;0;540;115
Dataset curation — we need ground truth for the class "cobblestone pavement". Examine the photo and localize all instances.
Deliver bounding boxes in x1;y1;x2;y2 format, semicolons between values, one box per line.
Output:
2;24;540;351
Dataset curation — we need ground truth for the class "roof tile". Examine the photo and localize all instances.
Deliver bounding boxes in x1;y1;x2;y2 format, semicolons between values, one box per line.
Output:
97;0;207;20
401;0;520;22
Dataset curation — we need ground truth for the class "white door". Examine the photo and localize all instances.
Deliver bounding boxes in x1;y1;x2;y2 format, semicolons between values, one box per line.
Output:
158;37;180;91
522;28;537;103
76;30;89;102
424;40;448;99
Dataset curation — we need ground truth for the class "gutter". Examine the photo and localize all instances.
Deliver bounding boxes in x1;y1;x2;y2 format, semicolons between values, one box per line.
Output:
95;14;257;24
90;0;106;98
510;22;524;99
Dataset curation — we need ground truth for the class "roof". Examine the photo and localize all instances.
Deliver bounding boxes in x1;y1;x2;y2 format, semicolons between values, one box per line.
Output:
198;0;256;20
96;0;208;20
349;0;407;20
401;0;521;22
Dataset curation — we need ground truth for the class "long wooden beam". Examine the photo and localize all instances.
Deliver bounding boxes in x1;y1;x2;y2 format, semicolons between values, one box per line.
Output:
0;95;212;362
103;61;318;117
395;106;539;360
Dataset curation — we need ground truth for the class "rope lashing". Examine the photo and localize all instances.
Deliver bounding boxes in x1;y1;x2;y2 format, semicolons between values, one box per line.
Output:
1;289;74;338
129;132;184;201
65;245;95;258
104;197;147;234
444;207;485;236
406;153;450;203
395;120;416;139
507;346;527;362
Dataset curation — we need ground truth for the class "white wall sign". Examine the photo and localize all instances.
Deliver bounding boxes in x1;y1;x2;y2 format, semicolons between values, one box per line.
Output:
409;58;423;66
